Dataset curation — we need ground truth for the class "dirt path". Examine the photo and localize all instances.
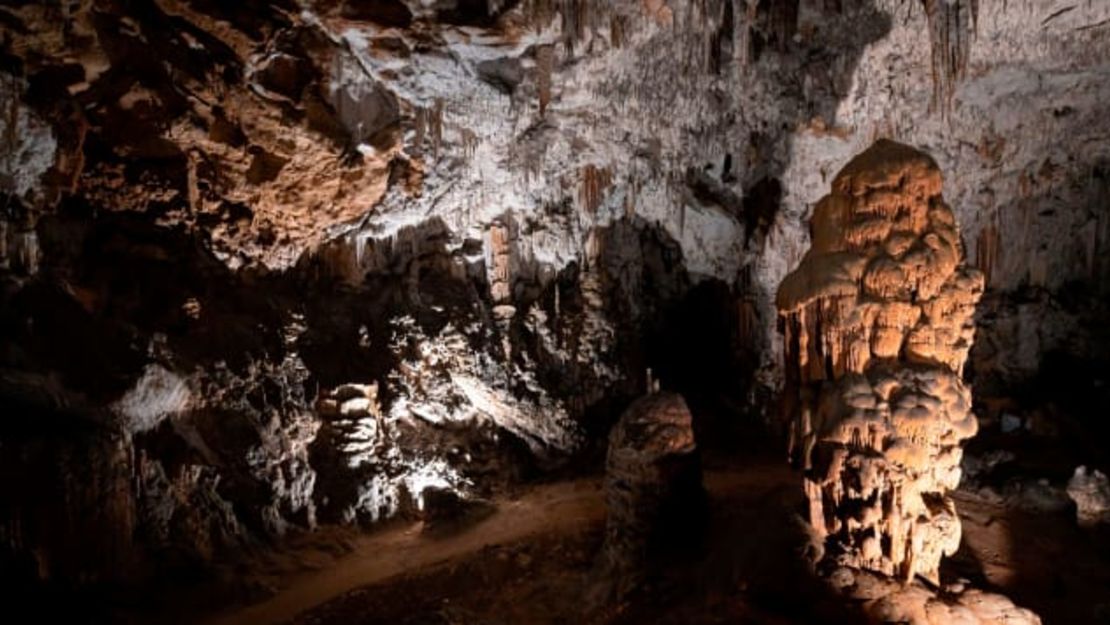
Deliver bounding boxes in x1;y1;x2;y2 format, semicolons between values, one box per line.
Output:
205;479;607;625
204;467;794;625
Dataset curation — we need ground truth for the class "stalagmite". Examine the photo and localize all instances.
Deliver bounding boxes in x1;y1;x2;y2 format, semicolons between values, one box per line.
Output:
778;141;1041;624
593;392;702;603
778;140;984;582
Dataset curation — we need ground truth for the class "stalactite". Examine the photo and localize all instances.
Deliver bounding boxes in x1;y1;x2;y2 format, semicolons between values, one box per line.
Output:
624;177;638;217
709;0;735;74
738;0;799;64
413;100;444;161
458;126;479;162
413;105;426;157
430;98;445;161
1086;215;1102;281
186;149;200;216
524;0;554;31
770;0;799;52
976;219;999;287
1029;249;1048;288
923;0;978;114
536;45;554;116
1088;163;1110;283
579;164;612;215
738;0;757;66
488;221;513;304
610;13;626;49
558;0;589;50
4;75;19;155
737;298;757;350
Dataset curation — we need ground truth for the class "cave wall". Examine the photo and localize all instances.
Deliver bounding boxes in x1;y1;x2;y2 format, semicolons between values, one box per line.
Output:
2;0;1109;587
769;0;1110;396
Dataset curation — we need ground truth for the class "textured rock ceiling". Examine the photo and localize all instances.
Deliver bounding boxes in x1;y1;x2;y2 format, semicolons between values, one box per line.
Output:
5;1;1109;377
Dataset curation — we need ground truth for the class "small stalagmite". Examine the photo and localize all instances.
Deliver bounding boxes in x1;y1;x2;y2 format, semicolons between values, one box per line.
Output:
594;391;703;603
777;140;984;584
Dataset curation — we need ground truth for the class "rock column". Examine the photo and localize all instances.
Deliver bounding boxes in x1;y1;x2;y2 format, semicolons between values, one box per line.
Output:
776;140;983;583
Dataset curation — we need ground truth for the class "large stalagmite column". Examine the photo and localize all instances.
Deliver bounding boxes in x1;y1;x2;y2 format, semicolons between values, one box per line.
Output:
777;140;984;583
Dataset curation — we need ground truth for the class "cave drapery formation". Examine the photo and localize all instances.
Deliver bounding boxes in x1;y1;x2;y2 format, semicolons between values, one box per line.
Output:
778;140;983;583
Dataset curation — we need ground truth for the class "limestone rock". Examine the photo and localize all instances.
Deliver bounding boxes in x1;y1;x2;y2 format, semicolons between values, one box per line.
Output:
0;423;137;584
112;364;192;434
836;569;1042;625
778;141;986;584
2;0;1109;600
1067;466;1110;527
596;391;702;601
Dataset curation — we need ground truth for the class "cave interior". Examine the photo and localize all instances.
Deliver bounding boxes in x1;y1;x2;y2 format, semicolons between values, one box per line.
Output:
1;1;1109;624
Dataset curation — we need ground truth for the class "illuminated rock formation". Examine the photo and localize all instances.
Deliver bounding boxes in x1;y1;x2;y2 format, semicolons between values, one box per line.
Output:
777;140;984;583
827;567;1041;625
1067;466;1110;527
3;0;1109;610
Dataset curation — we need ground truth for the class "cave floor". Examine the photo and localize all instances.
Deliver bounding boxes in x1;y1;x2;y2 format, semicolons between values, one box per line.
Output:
193;459;819;625
949;491;1110;625
173;455;1110;625
130;455;1110;625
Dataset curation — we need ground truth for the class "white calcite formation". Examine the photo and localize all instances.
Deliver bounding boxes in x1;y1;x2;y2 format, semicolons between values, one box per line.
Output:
3;0;1109;387
311;315;581;524
1067;466;1110;527
112;364;193;433
778;140;983;583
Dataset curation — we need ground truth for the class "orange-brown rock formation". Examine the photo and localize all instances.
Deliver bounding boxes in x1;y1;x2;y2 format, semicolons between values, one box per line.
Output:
777;140;984;583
